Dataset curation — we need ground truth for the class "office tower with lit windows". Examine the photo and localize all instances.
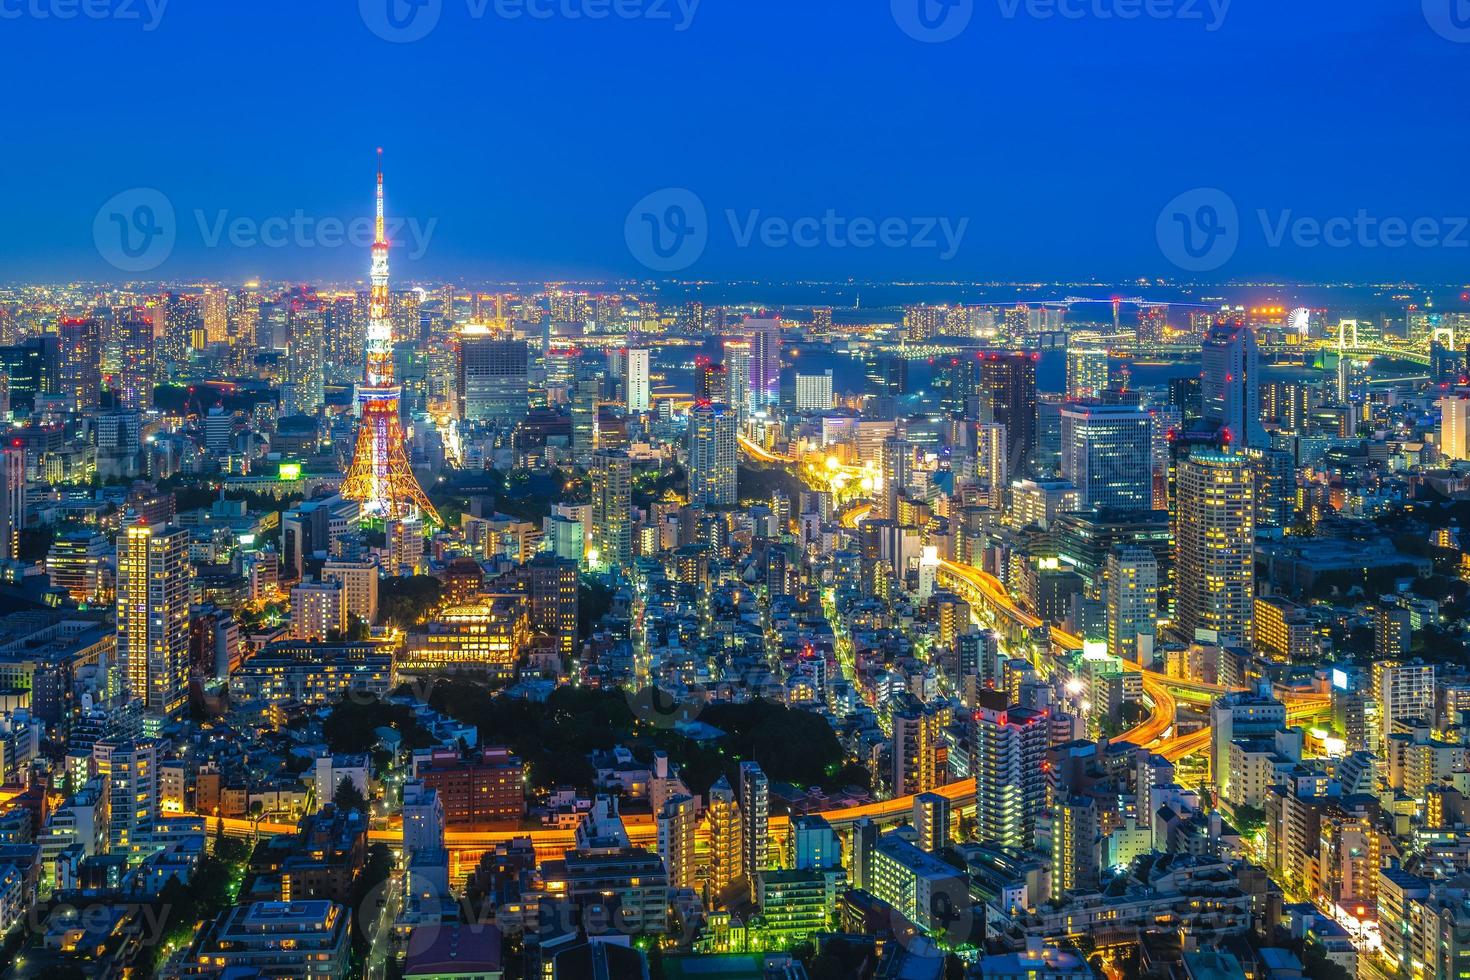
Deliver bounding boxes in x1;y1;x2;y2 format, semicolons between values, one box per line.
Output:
747;318;782;411
589;449;632;574
688;402;737;507
879;436;910;522
1439;396;1470;461
116;522;191;719
973;700;1048;850
46;531;109;604
624;348;651;413
935;356;975;415
1059;403;1154;512
794;370;833;413
119;314;160;405
1106;546;1158;665
0;446;22;562
1065;347;1109;400
740;762;769;876
978;352;1038;476
863;352;908;420
696;357;729;404
1201;323;1268;447
723;339;752;418
58;317;101;413
285;305;325;416
1245;447;1296;529
1174;451;1255;644
570;381;599;461
457;330;528;427
811;307;833;335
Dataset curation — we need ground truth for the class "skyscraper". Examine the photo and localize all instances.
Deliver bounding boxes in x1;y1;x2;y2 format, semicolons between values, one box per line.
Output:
739;761;769;876
1106;546;1158;665
891;697;944;797
285;304;325;416
1059;403;1154;512
589;449;632;574
116;315;155;411
457;330;529;427
695;357;729;404
722;340;752;418
625;348;651;414
58;317;101;413
202;286;229;344
913;792;951;853
0;446;22;562
1201;323;1268;448
687;402;737;507
973;701;1048;850
863;352;908;420
570;381;600;462
706;776;744;903
747;318;782;412
116;522;190;719
974;422;1009;510
1065;347;1109;400
340;152;440;526
657;794;699;889
1174;451;1255;643
978;352;1038;477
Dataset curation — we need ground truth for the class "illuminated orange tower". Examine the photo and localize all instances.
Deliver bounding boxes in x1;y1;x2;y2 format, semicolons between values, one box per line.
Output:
340;150;440;525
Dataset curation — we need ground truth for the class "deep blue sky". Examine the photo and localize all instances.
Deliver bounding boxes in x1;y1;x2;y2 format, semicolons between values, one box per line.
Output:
2;0;1466;284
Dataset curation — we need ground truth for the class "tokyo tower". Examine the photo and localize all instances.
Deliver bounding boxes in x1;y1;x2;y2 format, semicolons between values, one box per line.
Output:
340;150;441;525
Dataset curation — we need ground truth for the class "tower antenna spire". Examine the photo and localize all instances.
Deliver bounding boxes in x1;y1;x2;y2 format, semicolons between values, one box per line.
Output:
375;147;385;244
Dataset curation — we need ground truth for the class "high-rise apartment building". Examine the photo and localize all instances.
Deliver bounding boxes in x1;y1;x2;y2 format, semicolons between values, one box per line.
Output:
589;449;632;574
973;701;1048;850
116;522;190;719
58;317;101;412
746;318;782;411
688;402;737;508
706;776;744;903
1065;347;1109;400
1174;451;1255;644
739;761;769;876
1106;546;1158;665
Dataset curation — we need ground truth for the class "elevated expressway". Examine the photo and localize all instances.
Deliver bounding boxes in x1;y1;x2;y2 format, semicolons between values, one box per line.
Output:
833;502;1328;760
